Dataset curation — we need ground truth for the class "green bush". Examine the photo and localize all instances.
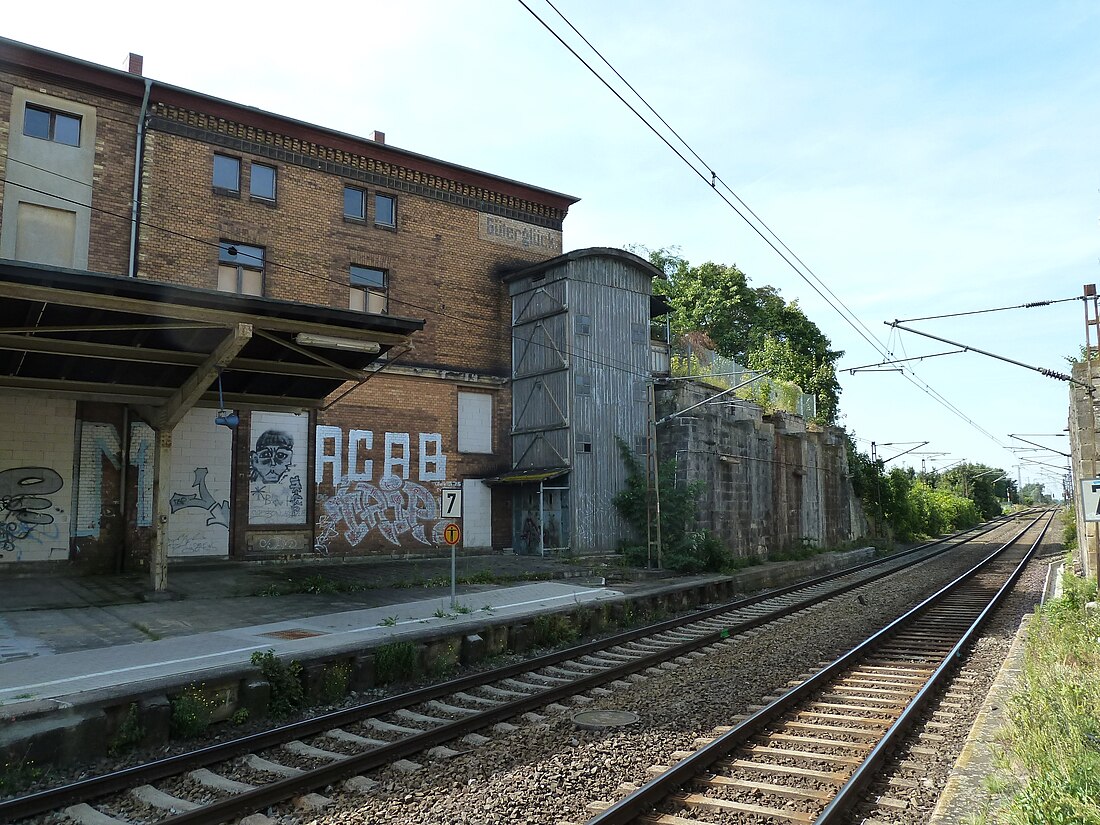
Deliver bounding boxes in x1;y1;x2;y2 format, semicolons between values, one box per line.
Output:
613;439;733;573
532;614;579;647
108;703;144;755
375;641;420;684
319;662;351;703
170;691;213;738
250;650;304;719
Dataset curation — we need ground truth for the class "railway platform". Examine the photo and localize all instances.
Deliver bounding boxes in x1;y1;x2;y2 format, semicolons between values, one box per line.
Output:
0;546;877;771
0;553;630;699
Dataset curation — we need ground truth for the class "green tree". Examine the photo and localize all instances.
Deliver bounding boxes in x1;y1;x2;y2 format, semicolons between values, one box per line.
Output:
1019;482;1052;505
641;247;843;423
939;463;1008;519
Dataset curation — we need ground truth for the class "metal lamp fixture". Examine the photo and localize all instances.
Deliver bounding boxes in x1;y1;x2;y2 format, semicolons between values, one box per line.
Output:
294;333;381;353
214;370;239;429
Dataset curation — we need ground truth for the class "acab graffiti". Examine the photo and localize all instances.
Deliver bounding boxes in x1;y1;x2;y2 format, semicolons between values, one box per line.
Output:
1;467;64;556
314;427;448;551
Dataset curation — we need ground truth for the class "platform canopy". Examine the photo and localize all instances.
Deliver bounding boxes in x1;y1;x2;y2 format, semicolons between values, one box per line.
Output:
0;260;424;428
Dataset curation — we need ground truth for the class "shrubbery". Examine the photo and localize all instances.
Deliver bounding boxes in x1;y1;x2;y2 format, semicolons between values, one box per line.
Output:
613;440;733;573
846;436;986;541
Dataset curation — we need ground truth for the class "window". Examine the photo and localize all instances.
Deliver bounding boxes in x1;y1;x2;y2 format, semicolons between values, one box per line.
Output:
16;202;76;267
218;241;264;296
375;193;396;227
24;104;81;146
576;433;593;455
575;373;592;397
250;163;276;201
343;186;366;220
458;392;493;453
574;314;592;336
213;154;240;192
349;265;387;313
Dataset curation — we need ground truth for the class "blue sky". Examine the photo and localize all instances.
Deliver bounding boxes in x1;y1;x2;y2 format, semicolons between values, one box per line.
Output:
6;1;1097;491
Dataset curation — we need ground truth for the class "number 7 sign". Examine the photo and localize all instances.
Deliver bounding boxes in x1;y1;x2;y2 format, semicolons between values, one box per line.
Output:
440;488;463;519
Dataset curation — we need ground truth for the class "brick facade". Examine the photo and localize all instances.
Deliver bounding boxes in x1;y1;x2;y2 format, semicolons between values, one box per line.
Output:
0;39;575;568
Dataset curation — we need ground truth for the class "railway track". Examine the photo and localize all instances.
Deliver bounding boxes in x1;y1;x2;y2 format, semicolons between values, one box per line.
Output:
2;514;1036;825
581;509;1053;825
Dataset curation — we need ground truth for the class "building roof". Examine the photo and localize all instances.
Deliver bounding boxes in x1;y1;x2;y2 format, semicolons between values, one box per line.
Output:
0;36;580;213
499;247;665;283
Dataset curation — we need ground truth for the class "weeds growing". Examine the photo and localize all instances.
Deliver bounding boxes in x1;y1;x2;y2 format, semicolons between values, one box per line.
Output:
979;568;1100;824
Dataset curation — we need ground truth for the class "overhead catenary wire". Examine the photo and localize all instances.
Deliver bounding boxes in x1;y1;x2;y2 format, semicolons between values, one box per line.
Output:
894;295;1082;324
518;0;1011;454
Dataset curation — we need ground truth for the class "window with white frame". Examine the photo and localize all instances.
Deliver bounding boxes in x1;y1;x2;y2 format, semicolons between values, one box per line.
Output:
250;163;276;201
213;154;241;193
23;104;81;146
349;265;387;313
218;241;264;296
458;392;493;453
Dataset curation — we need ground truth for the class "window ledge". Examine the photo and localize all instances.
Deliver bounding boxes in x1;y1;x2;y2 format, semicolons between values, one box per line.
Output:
212;187;241;198
249;196;278;207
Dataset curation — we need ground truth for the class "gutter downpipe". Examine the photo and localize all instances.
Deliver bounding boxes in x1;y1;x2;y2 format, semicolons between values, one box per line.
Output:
128;78;152;277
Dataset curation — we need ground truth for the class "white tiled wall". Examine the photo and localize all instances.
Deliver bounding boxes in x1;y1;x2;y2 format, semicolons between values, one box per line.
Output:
167;407;233;557
0;393;76;562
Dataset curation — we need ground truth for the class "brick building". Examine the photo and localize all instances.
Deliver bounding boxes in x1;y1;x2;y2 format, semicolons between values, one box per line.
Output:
0;37;577;587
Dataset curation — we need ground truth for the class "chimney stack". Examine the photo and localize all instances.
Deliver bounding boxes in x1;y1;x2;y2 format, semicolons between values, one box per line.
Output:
370;130;386;144
128;53;144;75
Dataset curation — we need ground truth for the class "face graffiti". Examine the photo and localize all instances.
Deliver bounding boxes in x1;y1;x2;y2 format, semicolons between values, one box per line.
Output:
250;430;294;483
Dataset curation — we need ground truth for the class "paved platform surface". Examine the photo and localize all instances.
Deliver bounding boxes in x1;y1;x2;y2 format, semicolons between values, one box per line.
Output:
0;553;663;706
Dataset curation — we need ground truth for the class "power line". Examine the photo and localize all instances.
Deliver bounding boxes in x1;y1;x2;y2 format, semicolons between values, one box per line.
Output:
0;173;657;382
894;295;1082;324
519;0;1010;454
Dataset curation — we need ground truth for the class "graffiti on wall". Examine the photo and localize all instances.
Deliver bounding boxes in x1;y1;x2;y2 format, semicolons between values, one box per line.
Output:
314;427;447;552
0;467;64;557
315;427;446;486
249;413;307;526
74;421;154;538
170;468;231;528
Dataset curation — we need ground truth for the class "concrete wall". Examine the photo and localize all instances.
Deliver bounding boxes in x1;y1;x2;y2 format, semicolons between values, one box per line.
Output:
1069;361;1097;579
657;380;865;557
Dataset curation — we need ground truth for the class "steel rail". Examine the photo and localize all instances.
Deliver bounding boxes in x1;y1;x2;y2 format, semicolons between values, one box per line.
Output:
814;509;1053;823
0;513;1026;823
582;509;1051;825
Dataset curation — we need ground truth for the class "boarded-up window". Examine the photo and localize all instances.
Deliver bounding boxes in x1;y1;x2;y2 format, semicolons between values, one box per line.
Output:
462;479;492;548
458;391;493;453
16;202;76;267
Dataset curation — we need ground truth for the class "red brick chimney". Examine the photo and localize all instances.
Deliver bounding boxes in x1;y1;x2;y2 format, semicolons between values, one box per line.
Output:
128;53;143;75
370;130;385;144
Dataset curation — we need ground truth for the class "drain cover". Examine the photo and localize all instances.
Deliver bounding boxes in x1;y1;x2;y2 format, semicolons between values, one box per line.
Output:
260;629;326;640
571;709;640;730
